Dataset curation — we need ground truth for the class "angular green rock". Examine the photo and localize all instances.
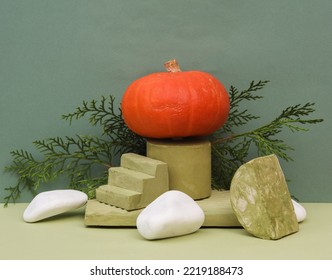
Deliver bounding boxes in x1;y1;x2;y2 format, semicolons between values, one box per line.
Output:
230;154;299;240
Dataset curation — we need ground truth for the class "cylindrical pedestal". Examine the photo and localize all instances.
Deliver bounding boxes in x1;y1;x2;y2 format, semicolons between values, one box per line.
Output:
147;138;211;200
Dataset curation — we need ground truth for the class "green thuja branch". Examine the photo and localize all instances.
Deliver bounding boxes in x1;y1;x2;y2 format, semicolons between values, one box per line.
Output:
4;135;112;206
210;81;323;189
221;80;267;133
62;95;146;157
4;96;145;206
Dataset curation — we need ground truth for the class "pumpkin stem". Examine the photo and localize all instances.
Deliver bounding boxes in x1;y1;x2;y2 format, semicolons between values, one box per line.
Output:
164;59;181;72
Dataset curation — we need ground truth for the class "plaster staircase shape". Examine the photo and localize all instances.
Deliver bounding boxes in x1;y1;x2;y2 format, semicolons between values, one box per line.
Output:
96;153;169;210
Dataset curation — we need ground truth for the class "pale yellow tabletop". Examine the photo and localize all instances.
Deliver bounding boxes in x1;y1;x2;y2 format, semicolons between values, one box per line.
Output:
0;203;331;260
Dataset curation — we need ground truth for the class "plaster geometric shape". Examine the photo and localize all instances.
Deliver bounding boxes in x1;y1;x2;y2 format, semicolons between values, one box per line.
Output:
147;138;211;199
96;153;169;210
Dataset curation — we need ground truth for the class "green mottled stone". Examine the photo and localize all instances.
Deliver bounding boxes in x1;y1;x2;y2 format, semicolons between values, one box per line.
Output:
230;154;299;240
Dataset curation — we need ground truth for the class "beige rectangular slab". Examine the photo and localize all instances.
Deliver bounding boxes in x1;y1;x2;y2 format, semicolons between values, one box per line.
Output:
84;190;241;227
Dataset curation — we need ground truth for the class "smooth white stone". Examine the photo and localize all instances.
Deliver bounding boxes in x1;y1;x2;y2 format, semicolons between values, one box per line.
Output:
292;199;307;223
23;190;88;223
136;190;205;240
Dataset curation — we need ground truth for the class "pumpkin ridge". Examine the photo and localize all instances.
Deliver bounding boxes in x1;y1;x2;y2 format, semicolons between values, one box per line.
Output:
181;76;195;137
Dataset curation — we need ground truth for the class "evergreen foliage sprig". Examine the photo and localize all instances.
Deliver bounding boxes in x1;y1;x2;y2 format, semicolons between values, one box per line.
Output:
221;80;267;133
61;95;146;157
4;96;146;206
210;81;323;189
3;81;323;206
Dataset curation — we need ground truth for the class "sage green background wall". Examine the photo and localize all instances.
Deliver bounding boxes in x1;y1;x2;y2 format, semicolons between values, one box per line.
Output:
1;0;331;202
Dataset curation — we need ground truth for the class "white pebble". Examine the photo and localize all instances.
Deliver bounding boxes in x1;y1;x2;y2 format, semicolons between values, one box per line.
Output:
292;199;307;223
136;190;205;240
23;190;88;223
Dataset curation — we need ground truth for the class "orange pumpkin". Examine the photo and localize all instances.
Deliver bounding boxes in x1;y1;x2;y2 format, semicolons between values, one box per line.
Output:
121;59;230;139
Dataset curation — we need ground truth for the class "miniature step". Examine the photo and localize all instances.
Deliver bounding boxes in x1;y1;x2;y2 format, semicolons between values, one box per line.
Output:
95;153;169;211
121;152;165;176
96;185;142;211
108;167;154;193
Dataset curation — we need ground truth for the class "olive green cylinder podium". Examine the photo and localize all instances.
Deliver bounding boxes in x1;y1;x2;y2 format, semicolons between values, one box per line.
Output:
147;138;211;200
